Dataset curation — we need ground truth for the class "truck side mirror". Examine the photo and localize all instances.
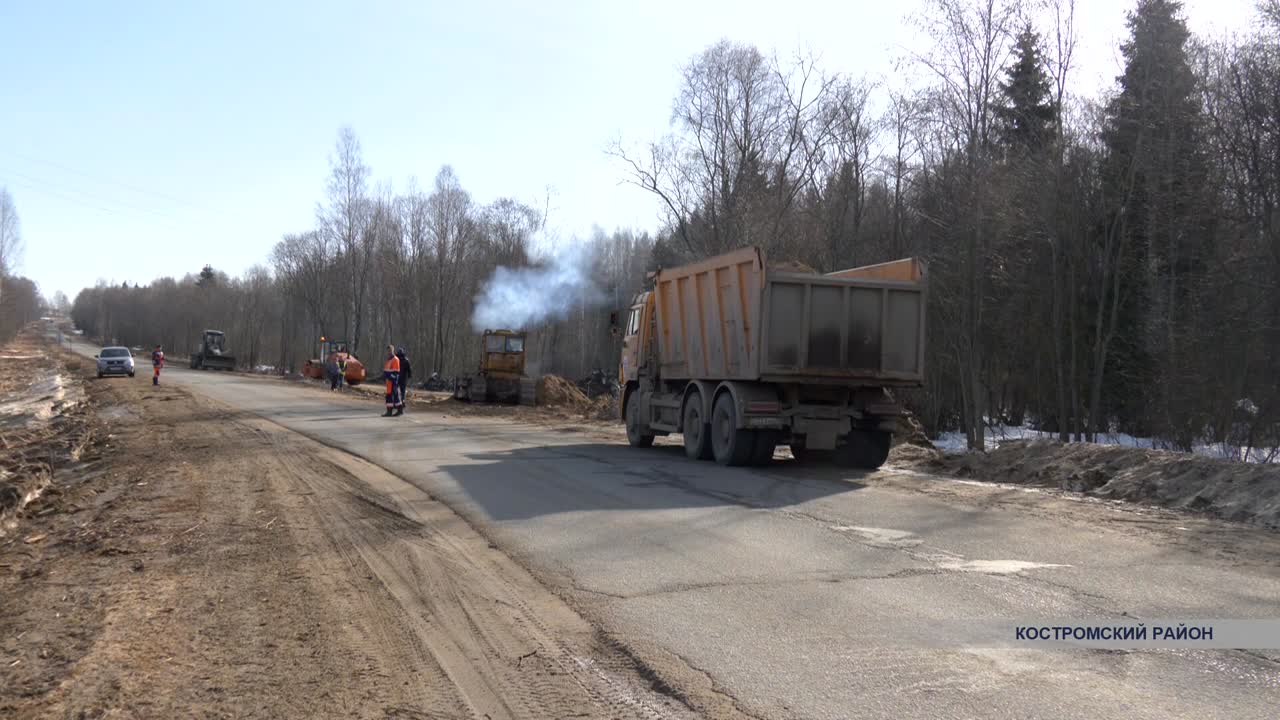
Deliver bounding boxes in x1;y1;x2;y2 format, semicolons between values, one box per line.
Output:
609;311;620;336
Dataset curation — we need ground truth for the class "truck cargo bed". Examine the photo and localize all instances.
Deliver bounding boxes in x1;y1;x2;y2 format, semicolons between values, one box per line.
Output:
652;248;925;385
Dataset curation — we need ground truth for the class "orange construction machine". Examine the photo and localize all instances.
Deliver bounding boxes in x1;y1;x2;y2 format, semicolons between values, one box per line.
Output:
453;329;536;404
302;337;366;385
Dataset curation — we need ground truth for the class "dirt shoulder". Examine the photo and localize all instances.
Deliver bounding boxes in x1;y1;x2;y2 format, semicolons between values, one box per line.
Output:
2;338;693;719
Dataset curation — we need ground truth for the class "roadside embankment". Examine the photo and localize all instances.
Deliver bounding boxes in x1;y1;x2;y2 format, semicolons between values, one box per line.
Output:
898;439;1280;529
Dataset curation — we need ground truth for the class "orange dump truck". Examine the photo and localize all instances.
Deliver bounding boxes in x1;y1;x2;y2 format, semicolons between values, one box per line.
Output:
616;246;926;469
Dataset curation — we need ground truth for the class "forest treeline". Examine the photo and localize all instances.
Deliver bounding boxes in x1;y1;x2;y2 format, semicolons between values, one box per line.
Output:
70;0;1280;453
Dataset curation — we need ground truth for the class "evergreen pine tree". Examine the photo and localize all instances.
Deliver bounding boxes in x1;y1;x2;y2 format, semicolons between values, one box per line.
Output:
1099;0;1208;439
995;26;1056;154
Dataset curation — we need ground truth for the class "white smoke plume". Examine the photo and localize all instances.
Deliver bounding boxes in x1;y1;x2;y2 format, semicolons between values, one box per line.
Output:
471;243;605;332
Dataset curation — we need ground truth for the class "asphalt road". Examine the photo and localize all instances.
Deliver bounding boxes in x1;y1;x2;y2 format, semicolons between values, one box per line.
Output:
85;354;1280;719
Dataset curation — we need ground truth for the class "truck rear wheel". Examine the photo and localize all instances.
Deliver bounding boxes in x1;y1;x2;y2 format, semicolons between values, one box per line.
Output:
625;392;655;448
835;430;892;470
682;392;713;460
711;393;754;466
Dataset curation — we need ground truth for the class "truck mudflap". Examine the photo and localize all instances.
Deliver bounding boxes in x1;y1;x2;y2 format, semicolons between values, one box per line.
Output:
717;381;785;425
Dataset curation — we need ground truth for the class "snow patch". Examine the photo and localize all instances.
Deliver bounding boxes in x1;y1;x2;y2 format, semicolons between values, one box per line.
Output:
933;423;1278;464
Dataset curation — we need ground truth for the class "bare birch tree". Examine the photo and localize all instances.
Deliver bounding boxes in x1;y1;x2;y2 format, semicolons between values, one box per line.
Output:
319;126;371;351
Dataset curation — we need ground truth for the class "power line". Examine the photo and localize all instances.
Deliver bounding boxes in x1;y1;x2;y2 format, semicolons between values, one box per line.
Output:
0;171;227;243
0;147;238;221
1;175;121;217
2;168;195;225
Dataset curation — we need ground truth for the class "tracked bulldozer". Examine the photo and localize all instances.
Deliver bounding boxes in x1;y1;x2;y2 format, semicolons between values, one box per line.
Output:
453;329;537;404
189;329;236;371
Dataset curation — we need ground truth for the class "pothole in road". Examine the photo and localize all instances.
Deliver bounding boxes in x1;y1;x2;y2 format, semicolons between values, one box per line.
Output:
830;525;924;548
829;525;1071;576
937;559;1071;574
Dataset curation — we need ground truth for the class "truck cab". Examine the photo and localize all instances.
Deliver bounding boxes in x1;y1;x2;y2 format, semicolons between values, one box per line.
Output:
619;292;653;387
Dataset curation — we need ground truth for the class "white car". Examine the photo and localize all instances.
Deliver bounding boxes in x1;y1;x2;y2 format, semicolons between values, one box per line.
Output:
96;347;136;378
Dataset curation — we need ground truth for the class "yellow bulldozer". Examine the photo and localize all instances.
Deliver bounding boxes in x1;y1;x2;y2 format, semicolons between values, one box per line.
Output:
453;329;537;404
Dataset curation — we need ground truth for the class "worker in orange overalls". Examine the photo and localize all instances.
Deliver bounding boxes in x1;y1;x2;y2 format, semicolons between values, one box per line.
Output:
382;344;401;417
151;345;165;386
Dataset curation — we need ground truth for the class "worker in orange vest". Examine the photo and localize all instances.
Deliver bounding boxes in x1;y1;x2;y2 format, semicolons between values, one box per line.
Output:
151;345;165;386
382;344;401;417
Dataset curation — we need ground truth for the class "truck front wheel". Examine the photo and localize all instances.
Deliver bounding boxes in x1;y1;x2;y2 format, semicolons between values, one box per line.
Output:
835;430;892;470
711;393;755;466
625;392;655;448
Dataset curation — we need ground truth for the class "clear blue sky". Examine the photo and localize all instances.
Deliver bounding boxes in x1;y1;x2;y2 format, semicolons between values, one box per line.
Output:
0;0;1255;300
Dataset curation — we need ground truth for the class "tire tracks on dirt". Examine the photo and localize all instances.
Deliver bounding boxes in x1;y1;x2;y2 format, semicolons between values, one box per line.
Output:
241;412;692;720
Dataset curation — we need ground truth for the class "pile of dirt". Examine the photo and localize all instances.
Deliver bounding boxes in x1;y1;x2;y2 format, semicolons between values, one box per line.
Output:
535;374;590;408
888;442;942;466
911;439;1280;528
586;394;619;421
893;413;933;448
